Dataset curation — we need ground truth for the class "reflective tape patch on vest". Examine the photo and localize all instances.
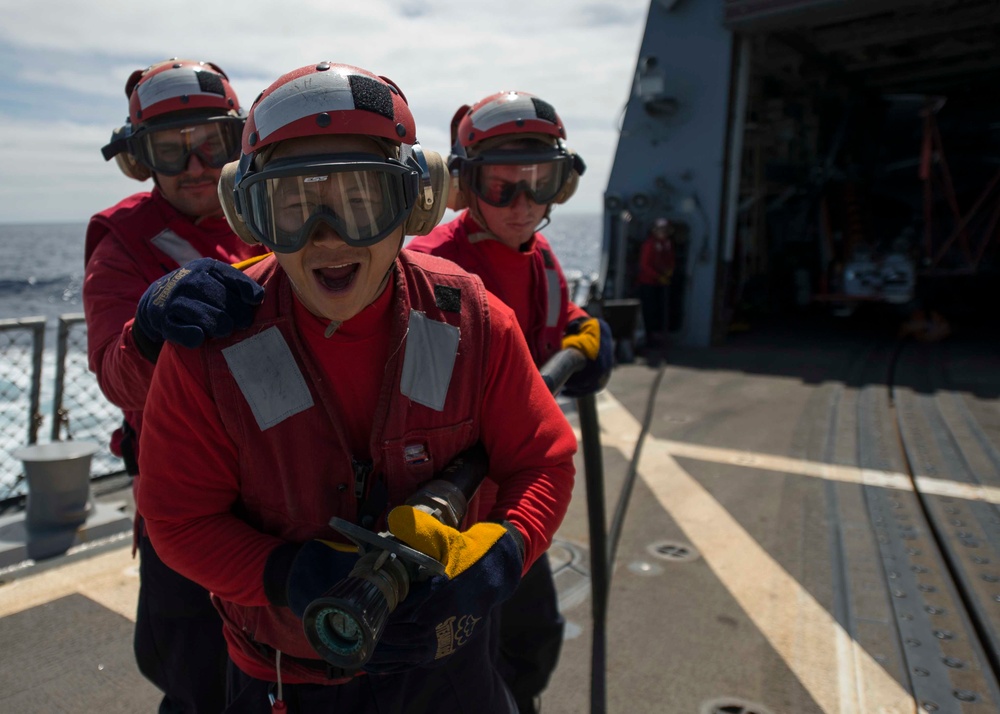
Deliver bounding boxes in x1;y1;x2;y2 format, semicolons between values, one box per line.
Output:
223;326;314;430
150;228;203;265
400;310;460;412
545;269;561;327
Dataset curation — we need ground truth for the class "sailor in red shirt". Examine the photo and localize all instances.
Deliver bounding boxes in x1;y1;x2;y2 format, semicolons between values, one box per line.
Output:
636;217;677;353
135;63;576;714
407;90;613;714
84;58;267;713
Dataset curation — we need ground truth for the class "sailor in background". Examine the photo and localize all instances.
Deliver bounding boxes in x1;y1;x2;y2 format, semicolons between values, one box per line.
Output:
636;217;677;357
84;58;267;713
407;89;614;714
133;62;577;713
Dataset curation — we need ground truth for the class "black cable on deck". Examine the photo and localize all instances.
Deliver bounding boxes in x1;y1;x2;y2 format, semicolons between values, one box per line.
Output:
577;391;608;714
606;363;666;575
579;361;667;714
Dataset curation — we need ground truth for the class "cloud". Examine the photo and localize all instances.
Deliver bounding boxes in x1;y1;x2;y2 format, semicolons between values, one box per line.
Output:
0;0;647;222
0;114;140;222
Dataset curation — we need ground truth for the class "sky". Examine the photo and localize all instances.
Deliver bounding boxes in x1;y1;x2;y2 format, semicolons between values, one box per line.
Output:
0;0;649;224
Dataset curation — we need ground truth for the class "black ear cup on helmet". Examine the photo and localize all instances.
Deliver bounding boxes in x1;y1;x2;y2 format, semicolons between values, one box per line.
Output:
403;147;449;236
217;160;259;246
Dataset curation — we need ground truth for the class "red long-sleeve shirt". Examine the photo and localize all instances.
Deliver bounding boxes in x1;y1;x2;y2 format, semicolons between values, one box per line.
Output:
637;233;676;286
408;211;588;367
138;256;575;619
83;189;265;458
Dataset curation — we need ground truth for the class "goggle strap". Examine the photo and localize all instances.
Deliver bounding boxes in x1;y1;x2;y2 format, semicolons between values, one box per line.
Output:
400;143;428;210
233;153;254;219
101;138;127;161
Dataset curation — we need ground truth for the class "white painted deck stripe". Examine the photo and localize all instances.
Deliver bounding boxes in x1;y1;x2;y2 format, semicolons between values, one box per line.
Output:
581;396;1000;504
591;392;913;714
0;545;138;622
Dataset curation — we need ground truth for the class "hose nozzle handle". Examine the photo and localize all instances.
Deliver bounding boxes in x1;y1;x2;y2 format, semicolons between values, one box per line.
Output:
540;347;588;395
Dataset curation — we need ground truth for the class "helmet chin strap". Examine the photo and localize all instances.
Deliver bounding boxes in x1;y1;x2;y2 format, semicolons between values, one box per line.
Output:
323;320;343;339
465;193;493;239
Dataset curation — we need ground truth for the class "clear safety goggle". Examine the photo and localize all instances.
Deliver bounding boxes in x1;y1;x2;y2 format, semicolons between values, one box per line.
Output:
236;154;419;252
130;117;243;176
460;153;573;208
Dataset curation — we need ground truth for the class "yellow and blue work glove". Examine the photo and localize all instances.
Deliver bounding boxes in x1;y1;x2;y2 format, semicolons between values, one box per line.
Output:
263;539;359;619
133;257;264;363
363;506;525;673
560;316;614;397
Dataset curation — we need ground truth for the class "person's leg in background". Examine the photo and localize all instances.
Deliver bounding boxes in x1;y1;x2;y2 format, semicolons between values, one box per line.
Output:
496;553;565;714
136;534;228;713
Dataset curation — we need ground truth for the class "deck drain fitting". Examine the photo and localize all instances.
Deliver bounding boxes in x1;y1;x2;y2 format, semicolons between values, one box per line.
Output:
647;540;700;563
700;697;776;714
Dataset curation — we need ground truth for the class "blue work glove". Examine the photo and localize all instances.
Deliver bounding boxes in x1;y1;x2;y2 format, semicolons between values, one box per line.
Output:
560;317;613;397
363;506;524;674
132;257;264;362
263;540;359;618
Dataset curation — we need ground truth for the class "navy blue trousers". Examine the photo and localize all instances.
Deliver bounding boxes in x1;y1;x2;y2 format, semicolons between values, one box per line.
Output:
497;553;565;714
223;610;516;713
639;284;669;344
135;535;229;713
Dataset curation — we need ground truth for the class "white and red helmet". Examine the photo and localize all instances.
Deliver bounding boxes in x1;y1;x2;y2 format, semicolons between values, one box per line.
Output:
241;62;416;159
125;59;240;127
451;91;566;159
102;59;244;178
448;91;585;209
226;63;444;250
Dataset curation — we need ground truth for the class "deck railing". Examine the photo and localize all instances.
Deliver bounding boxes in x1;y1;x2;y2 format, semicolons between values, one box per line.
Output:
0;273;599;502
0;315;123;501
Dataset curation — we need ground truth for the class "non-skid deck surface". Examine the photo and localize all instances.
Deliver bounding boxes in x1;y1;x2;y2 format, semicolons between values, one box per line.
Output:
1;323;999;714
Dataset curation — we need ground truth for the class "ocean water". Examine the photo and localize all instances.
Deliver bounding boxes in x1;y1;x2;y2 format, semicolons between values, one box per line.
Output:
0;213;602;325
0;214;602;496
0;223;88;324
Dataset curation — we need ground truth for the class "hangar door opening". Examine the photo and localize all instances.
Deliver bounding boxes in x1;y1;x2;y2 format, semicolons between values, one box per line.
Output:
721;0;1000;338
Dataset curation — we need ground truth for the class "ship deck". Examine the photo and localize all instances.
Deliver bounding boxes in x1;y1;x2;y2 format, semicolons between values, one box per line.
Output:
2;316;999;713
